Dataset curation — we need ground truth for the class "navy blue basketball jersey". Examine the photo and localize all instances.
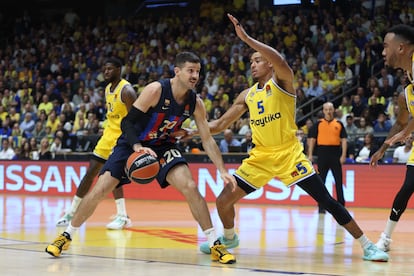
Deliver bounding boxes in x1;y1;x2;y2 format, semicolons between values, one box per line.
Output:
138;78;197;146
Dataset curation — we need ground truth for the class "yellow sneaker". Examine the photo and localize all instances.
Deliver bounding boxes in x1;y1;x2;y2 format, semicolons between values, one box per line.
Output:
210;240;236;264
45;232;72;257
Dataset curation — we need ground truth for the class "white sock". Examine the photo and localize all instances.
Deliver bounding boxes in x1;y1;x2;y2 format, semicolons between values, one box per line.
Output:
223;228;235;240
69;196;82;215
383;219;397;238
357;234;371;249
64;223;79;238
204;227;216;247
115;198;127;216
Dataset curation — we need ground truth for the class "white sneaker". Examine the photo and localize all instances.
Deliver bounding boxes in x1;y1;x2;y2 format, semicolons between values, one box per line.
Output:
106;215;132;230
375;232;392;252
363;242;389;262
56;213;73;227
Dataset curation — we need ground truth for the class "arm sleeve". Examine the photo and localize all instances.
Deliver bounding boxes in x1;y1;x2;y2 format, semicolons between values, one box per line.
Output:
120;106;152;147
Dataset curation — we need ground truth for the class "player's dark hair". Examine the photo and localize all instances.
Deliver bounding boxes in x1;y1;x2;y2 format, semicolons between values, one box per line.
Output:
387;24;414;44
175;52;200;67
104;57;123;68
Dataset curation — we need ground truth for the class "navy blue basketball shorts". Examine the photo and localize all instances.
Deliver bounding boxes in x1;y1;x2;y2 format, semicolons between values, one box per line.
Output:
100;139;187;188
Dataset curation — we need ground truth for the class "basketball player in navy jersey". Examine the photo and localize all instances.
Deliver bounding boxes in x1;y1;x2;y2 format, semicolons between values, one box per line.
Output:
46;52;237;264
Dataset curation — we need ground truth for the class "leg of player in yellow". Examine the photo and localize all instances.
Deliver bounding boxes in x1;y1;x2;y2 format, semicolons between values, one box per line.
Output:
55;158;131;230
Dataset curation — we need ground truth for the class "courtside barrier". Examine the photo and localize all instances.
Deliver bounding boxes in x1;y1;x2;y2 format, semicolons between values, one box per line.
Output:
0;160;410;208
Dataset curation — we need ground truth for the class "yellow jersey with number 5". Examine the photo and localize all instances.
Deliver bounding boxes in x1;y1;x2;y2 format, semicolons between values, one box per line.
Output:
246;78;297;147
235;78;315;189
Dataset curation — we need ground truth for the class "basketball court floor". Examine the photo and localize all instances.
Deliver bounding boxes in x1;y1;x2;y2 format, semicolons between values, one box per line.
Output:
1;194;414;275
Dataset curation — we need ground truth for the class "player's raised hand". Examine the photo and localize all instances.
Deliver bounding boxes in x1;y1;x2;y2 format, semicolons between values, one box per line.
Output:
227;13;249;42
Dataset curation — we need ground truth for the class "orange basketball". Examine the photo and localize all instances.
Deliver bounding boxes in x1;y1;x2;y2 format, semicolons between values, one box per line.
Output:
125;151;160;184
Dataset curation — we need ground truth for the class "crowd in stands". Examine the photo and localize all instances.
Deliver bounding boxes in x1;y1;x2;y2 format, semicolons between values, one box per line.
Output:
0;0;413;163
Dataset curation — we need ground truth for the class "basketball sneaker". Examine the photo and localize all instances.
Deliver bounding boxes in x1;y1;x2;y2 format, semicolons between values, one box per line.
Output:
45;232;72;257
362;242;389;262
56;212;73;227
375;232;392;252
200;234;239;254
210;240;236;264
106;215;132;230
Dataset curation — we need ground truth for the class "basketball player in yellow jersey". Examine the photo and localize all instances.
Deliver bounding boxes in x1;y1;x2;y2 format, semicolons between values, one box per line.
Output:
370;24;414;253
199;13;388;262
56;57;137;230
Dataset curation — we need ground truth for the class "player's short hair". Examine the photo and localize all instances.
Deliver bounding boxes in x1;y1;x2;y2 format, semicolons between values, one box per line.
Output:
387;24;414;44
104;57;123;68
175;52;200;67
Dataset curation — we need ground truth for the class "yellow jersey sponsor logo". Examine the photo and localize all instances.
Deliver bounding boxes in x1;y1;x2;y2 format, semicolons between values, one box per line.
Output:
250;112;281;127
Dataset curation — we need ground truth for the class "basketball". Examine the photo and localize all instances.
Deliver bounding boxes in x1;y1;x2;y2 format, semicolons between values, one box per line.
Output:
125;151;160;184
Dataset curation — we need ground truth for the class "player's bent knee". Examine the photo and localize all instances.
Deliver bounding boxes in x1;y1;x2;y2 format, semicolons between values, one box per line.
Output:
216;196;227;209
216;190;234;209
178;180;199;196
89;185;112;200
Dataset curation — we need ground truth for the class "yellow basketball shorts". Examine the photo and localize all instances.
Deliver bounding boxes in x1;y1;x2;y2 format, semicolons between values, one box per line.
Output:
234;140;315;190
93;133;118;160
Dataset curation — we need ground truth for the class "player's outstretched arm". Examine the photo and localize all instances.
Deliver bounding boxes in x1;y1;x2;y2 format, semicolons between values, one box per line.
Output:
370;92;409;167
227;13;294;93
193;97;237;191
208;89;249;135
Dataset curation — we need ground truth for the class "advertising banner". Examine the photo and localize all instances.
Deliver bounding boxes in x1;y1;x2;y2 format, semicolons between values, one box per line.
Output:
0;161;410;208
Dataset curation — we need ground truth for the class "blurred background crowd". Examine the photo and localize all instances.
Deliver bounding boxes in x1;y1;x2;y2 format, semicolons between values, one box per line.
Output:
0;0;413;163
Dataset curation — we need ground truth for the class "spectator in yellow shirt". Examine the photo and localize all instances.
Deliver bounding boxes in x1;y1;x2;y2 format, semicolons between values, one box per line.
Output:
0;105;7;122
46;110;61;134
38;94;54;116
9;107;21;124
230;52;246;74
305;63;321;83
323;70;342;99
199;87;212;114
283;28;298;48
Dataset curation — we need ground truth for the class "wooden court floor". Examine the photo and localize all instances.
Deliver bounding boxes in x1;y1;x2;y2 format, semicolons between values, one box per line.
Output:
1;194;414;276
